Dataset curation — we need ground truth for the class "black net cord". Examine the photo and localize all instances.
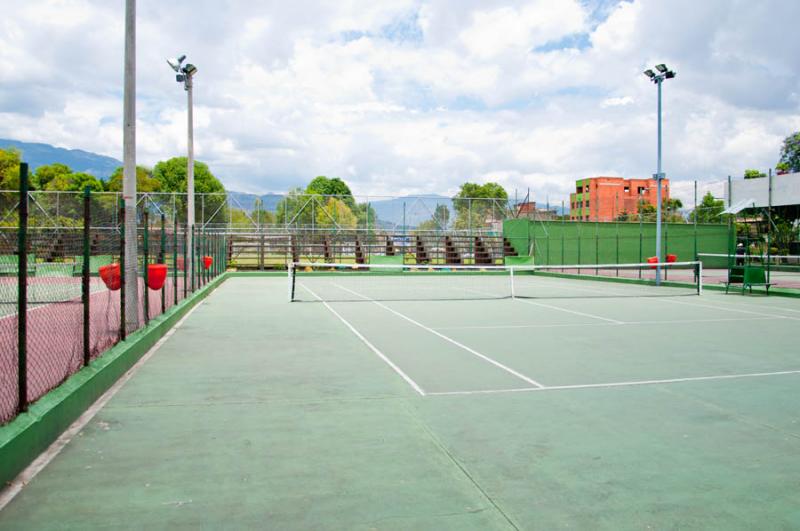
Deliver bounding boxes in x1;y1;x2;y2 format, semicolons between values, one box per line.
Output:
17;163;29;414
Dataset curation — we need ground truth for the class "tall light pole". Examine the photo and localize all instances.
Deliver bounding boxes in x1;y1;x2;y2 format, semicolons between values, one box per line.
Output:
122;0;138;331
644;63;676;285
167;55;198;291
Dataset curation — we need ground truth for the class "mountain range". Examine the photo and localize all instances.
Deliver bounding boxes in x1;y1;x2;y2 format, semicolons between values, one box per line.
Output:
0;138;122;178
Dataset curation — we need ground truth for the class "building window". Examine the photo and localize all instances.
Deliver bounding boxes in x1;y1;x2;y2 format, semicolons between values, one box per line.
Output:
576;186;583;193
638;186;645;195
624;186;630;193
585;200;590;207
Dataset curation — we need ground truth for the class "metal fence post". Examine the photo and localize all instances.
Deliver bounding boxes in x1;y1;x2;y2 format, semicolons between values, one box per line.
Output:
119;198;126;340
183;223;188;299
17;163;29;414
191;224;196;292
638;210;643;278
693;180;698;260
143;211;149;325
173;215;178;306
161;213;166;314
83;186;91;366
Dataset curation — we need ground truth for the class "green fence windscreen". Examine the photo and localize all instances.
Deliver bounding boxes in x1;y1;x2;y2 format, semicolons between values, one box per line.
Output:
503;219;729;265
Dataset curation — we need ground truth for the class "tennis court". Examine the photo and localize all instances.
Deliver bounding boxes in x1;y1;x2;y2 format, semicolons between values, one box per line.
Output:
1;268;799;529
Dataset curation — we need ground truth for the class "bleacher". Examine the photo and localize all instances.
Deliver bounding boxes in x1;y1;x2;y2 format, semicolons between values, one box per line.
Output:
225;230;517;269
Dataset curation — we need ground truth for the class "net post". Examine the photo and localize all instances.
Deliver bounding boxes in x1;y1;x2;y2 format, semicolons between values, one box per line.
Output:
143;210;149;325
17;162;29;415
288;262;296;302
82;186;91;367
696;261;702;295
119;198;126;341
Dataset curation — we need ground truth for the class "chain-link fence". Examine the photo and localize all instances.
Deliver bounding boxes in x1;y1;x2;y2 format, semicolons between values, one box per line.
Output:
1;168;226;425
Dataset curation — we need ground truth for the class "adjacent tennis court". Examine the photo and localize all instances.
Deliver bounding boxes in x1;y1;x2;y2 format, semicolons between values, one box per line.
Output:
1;270;799;529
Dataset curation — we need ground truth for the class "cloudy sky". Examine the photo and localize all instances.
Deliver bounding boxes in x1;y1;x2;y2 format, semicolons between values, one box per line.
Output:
1;0;799;206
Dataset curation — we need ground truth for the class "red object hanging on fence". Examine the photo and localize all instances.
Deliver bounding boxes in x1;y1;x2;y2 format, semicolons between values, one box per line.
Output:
99;263;121;291
647;256;659;269
147;264;168;290
203;256;213;270
666;254;677;263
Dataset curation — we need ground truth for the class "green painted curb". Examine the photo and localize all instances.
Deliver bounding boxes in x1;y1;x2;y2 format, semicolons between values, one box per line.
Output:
0;274;226;489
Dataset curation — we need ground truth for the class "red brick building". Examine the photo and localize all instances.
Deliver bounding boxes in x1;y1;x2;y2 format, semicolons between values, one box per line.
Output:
569;176;669;221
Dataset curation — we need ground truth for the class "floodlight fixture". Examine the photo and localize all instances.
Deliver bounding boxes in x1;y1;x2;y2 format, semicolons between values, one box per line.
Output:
183;63;198;76
665;71;676;79
644;69;656;78
167;54;186;72
655;63;668;73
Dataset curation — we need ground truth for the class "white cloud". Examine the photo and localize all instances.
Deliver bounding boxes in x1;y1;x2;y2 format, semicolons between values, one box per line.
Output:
0;0;798;210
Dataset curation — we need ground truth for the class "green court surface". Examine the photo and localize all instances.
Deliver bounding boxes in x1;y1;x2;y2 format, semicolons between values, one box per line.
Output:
2;274;800;529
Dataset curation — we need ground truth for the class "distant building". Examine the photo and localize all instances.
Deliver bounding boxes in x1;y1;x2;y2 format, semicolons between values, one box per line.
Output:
569;176;669;221
515;201;558;221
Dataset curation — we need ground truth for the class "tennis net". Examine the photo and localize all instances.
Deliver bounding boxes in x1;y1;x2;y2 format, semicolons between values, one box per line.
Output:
289;260;702;302
698;253;800;272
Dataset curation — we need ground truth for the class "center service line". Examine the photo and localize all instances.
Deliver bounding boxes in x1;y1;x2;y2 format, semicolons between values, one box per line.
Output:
332;283;545;389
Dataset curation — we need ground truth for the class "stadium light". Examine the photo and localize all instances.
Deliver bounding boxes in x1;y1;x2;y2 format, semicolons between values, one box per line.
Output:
167;54;186;72
167;54;198;290
644;63;676;285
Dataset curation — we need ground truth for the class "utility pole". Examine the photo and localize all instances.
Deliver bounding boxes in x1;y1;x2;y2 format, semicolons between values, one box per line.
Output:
122;0;138;330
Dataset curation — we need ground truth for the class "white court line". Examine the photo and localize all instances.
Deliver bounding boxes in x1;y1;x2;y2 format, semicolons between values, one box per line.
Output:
300;283;425;396
0;296;204;512
521;274;800;321
658;297;800;321
332;282;544;389
427;369;800;396
433;315;783;331
513;297;625;324
466;284;626;325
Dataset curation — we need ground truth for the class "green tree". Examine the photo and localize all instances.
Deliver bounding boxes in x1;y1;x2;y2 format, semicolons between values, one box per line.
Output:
418;204;450;231
44;170;104;192
276;187;313;226
689;192;725;223
152;157;225;194
744;169;766;179
316;197;357;228
637;200;657;221
0;148;21;189
452;182;508;230
355;202;377;228
107;166;161;192
305;176;356;210
33;163;72;190
153;157;226;224
778;131;800;173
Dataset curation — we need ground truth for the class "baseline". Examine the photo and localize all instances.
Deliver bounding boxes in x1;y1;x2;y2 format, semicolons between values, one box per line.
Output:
427;369;800;396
